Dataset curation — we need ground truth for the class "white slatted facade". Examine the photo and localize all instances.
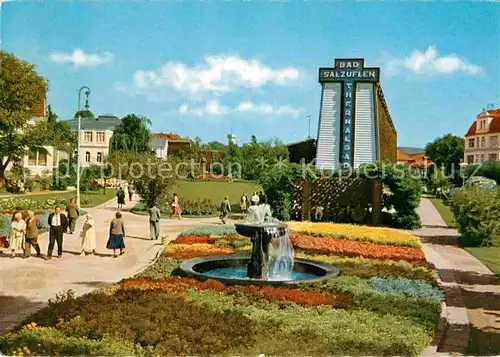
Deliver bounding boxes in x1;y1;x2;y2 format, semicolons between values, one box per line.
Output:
353;83;377;168
315;83;342;170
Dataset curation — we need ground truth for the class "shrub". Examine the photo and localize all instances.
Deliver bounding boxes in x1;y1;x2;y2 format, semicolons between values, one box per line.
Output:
290;233;426;263
25;289;254;356
0;323;143;356
177;198;219;216
369;277;444;301
287;222;421;248
295;253;437;282
449;187;500;247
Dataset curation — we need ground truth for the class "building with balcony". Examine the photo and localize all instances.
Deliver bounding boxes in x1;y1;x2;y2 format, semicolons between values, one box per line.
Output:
151;133;192;158
464;108;500;164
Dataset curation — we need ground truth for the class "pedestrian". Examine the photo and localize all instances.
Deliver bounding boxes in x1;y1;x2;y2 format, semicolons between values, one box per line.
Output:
80;214;96;256
123;183;129;202
117;187;125;210
220;196;231;224
149;204;161;240
8;212;26;258
251;191;260;206
25;210;42;258
65;198;79;234
240;193;248;213
46;206;68;260
128;186;134;202
107;211;125;258
170;193;181;219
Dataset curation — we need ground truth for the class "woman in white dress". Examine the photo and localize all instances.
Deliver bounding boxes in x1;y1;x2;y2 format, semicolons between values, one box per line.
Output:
9;212;26;258
80;214;96;256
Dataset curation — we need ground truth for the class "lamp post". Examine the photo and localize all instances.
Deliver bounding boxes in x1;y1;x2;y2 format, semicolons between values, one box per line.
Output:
307;115;311;139
76;86;91;210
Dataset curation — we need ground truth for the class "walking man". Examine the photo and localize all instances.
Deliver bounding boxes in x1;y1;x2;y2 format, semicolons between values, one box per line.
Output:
220;196;231;224
46;206;68;260
65;198;79;234
149;204;161;240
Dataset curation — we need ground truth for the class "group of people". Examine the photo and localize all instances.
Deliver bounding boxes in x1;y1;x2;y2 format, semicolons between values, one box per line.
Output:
218;191;266;224
116;184;134;211
239;191;265;213
6;198;127;259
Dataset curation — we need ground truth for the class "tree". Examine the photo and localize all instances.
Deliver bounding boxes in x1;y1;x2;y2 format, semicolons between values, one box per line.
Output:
109;114;152;153
222;134;244;178
0;51;48;188
425;134;464;176
74;110;94;119
107;151;176;207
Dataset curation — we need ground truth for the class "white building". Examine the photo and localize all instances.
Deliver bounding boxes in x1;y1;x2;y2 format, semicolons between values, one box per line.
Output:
464;108;500;164
64;116;121;166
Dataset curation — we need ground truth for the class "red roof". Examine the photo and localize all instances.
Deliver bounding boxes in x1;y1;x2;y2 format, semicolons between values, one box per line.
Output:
465;109;500;136
152;132;191;141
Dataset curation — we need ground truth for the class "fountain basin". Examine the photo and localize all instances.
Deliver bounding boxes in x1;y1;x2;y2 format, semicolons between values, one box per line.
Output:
179;256;340;286
234;221;287;238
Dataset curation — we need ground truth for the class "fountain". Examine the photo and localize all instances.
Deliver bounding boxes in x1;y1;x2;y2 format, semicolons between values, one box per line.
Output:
179;204;339;285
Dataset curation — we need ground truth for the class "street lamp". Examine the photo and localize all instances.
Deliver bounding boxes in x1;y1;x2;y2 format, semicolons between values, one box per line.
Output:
76;86;91;210
307;115;312;139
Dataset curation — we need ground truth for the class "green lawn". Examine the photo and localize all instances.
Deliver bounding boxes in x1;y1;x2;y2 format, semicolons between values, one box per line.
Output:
464;247;500;276
428;197;456;227
173;180;260;203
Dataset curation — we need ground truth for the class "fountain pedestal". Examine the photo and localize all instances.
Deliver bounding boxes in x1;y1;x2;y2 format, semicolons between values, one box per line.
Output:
234;222;287;280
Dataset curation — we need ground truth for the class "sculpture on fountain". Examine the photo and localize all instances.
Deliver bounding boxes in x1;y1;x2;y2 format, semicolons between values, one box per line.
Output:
235;204;288;280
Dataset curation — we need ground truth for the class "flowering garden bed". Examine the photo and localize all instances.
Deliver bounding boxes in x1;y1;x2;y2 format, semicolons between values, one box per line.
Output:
0;222;443;356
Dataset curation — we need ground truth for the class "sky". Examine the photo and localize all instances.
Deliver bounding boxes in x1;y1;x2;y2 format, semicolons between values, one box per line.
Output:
2;1;499;147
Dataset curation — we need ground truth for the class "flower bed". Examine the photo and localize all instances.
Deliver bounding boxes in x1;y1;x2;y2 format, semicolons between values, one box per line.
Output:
0;197;68;212
2;223;442;357
290;232;426;263
287;222;421;248
120;277;354;307
164;243;235;259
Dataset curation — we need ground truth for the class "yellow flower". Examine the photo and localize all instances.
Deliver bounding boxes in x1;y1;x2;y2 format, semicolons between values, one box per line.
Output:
286;222;421;247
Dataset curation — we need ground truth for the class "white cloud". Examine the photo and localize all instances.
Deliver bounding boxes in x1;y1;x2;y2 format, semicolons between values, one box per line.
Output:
180;100;303;118
49;49;113;67
384;46;482;76
125;54;300;99
178;104;189;114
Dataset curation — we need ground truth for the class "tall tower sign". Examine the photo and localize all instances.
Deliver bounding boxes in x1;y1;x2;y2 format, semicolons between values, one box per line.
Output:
316;59;382;170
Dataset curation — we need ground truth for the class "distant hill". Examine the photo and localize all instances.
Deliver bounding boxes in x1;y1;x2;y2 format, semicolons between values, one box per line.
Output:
398;146;426;155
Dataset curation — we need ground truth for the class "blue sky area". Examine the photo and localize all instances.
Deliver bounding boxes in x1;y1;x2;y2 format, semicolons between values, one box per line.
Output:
2;1;499;147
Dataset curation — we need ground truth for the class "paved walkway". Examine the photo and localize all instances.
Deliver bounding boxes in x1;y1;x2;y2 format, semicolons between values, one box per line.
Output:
414;198;500;356
0;196;220;334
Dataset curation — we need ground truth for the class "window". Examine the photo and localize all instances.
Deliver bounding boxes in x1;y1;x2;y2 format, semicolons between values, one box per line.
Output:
38;151;47;166
467;155;474;164
85;151;91;163
491;136;499;147
84;131;93;142
96;132;105;142
480;154;485;162
97;152;102;163
469;138;475;148
28;151;37;166
489;153;498;161
479;120;485;130
481;137;486;147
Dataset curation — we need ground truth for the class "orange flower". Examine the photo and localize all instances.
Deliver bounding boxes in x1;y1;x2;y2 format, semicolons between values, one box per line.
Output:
175;235;213;244
165;244;235;259
120;277;354;308
290;233;425;263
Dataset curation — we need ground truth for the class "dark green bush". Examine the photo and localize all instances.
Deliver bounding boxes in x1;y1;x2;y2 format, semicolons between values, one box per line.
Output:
0;325;145;356
449;187;500;247
25;289;254;356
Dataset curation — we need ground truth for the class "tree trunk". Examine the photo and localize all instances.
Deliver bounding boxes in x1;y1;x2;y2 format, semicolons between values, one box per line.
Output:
0;169;4;190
